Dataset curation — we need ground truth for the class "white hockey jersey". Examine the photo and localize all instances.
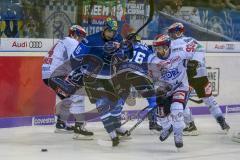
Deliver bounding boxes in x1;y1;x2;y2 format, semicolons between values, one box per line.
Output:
171;36;207;78
148;41;203;94
42;37;79;79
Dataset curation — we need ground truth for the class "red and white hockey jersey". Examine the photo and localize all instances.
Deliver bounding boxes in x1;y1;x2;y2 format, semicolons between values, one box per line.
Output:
171;36;207;78
42;37;79;79
148;39;204;95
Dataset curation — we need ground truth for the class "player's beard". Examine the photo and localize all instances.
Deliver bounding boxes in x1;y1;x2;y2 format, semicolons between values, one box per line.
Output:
157;48;169;59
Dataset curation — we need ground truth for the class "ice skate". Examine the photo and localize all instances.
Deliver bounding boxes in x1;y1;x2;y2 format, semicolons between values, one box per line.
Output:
73;122;94;140
54;118;74;134
183;121;199;136
149;121;162;132
112;136;120;147
217;116;230;132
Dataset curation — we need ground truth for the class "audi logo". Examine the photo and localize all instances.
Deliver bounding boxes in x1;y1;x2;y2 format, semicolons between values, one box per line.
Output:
29;41;43;48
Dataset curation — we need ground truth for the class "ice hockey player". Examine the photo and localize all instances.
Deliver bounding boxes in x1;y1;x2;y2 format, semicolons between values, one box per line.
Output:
71;17;128;146
112;32;161;132
42;25;93;139
148;34;203;148
168;22;230;135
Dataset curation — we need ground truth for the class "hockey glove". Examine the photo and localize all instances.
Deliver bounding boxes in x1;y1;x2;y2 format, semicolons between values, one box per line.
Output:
187;60;199;78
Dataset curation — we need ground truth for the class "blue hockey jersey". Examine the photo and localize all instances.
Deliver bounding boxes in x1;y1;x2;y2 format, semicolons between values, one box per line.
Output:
116;42;153;76
71;31;123;79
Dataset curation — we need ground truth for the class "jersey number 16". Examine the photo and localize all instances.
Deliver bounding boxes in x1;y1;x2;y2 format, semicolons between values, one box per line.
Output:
129;51;146;64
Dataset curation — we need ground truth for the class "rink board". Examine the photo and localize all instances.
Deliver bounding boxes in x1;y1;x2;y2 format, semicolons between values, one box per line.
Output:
0;39;240;128
0;104;240;128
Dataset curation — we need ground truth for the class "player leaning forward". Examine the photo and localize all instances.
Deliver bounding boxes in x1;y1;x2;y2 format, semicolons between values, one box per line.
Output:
42;25;93;138
148;34;204;148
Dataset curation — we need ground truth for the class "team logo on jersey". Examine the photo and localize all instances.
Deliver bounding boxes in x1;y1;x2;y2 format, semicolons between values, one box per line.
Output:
162;68;181;80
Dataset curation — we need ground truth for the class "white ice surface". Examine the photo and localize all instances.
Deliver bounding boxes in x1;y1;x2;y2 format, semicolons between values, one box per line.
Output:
0;114;239;160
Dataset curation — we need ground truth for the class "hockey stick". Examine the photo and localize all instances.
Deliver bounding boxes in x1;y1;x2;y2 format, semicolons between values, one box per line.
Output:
126;82;183;135
189;97;203;104
126;106;156;136
127;0;154;41
113;0;155;127
122;106;149;126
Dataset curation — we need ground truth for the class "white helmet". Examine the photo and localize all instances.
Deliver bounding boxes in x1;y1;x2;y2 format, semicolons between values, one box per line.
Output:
68;25;86;37
167;22;185;39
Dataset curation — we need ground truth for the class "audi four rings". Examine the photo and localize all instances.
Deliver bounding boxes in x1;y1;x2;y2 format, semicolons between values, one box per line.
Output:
29;41;43;48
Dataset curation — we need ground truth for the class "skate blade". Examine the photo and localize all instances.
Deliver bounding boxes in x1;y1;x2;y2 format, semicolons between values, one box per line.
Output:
54;129;74;134
183;131;199;136
73;134;94;140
